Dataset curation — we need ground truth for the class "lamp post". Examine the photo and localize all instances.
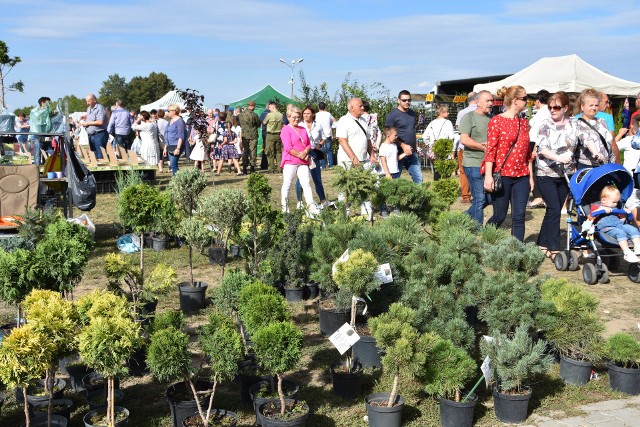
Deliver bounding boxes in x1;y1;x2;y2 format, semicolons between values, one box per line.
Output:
279;58;303;99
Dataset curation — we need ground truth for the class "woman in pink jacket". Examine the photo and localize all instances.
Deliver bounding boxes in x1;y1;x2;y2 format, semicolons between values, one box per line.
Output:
280;106;320;217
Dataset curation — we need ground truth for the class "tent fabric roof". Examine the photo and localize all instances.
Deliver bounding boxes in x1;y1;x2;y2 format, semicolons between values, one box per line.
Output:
473;55;640;96
229;85;295;109
140;90;186;112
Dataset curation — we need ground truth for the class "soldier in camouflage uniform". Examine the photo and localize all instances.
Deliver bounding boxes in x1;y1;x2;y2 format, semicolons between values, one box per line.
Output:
239;100;261;174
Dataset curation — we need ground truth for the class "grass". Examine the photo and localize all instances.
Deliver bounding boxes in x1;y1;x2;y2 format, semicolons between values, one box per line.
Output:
0;161;637;426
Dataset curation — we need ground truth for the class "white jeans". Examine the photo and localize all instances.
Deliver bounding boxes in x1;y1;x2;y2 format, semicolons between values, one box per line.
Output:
282;163;314;212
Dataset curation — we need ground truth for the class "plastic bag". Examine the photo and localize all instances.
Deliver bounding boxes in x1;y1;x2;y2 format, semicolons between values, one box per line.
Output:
0;114;15;132
64;136;96;211
50;103;65;134
131;137;142;154
79;127;90;146
117;233;140;253
67;213;95;238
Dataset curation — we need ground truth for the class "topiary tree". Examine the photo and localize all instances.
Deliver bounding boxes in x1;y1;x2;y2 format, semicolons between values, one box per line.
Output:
168;167;207;218
422;337;476;402
76;289;130;326
605;333;640;369
176;217;211;287
238;292;289;337
252;321;304;416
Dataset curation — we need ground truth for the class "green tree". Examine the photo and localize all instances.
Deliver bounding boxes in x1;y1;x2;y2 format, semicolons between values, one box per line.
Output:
61;94;87;112
0;40;24;110
98;73;128;108
126;72;176;111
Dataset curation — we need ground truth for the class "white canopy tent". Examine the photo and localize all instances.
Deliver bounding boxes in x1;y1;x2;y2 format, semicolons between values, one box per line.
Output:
473;55;640;96
139;90;186;112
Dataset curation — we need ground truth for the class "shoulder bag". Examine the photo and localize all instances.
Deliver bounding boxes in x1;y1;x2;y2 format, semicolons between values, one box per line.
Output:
492;118;521;192
577;117;610;161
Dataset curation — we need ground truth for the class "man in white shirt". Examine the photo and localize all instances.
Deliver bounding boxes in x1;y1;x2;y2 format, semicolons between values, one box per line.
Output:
315;101;336;169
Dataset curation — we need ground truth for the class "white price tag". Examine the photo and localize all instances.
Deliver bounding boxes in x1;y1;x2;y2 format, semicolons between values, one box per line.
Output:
481;355;491;388
332;249;350;276
329;323;361;355
374;263;393;284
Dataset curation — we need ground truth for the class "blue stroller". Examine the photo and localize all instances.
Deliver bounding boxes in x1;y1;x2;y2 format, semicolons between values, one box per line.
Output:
554;163;640;284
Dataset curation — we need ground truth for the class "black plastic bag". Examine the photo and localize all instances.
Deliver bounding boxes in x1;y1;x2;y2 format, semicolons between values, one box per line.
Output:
64;137;96;211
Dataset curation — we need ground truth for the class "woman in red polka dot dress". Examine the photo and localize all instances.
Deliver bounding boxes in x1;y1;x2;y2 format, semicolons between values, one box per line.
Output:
482;85;534;241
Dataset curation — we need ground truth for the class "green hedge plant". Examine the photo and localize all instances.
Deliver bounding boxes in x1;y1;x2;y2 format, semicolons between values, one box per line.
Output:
605;333;640;369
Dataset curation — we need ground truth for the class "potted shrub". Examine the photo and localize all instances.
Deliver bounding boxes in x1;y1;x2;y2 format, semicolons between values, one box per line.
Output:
0;247;34;325
366;303;437;427
430;138;459;204
238;287;289;339
197;188;248;277
333;164;377;222
168;167;207;220
211;269;255;319
605;332;640;395
150;190;176;251
252;321;308;427
175;217;211;313
541;278;605;385
480;325;553;424
78;292;142;427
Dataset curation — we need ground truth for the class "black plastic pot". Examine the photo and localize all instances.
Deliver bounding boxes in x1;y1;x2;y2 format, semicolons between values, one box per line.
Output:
258;398;309;427
23;414;68;427
249;380;299;426
138;299;158;326
608;362;640;395
127;344;149;376
284;286;304;302
151;235;168;252
330;362;362;399
83;406;129;427
165;380;212;427
492;386;531;424
237;357;275;405
208;245;226;265
353;335;382;369
304;282;318;300
33;398;74;420
66;362;94;393
365;392;404;427
86;388;125;410
178;282;208;313
318;301;350;336
439;394;477;427
26;378;67;408
560;355;592;386
182;409;238;427
82;373;120;393
228;244;241;257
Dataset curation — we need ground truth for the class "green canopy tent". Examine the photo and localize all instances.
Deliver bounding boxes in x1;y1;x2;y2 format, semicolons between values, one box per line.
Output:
229;85;296;155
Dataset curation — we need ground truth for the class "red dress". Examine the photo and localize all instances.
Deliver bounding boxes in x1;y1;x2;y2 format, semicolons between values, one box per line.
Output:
481;115;531;177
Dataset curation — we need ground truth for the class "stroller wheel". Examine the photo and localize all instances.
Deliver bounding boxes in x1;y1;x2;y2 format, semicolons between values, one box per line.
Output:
598;263;610;284
628;263;640;283
583;263;598;285
567;251;580;271
554;252;568;271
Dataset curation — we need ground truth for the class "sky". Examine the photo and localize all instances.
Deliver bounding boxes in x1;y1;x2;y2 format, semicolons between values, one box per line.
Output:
1;0;640;112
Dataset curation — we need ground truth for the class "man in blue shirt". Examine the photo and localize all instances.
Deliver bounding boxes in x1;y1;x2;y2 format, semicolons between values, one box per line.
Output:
81;93;108;159
107;99;133;151
385;90;422;183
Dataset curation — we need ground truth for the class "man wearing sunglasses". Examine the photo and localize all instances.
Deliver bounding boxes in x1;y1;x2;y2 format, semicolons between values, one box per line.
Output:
385;90;422;183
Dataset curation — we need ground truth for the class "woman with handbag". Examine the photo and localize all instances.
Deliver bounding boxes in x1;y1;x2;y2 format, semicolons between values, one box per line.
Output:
295;106;328;207
423;104;455;154
535;91;579;258
483;85;534;242
573;88;615;169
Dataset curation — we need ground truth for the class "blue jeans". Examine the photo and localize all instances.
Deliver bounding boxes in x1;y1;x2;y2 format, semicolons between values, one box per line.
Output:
321;136;334;168
33;137;52;165
464;166;490;226
487;175;530;242
89;131;108;159
601;224;640;242
114;134;131;150
296;151;326;202
398;152;423;183
168;148;181;175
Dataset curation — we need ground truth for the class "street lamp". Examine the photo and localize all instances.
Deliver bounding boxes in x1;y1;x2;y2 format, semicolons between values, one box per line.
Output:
279;58;303;99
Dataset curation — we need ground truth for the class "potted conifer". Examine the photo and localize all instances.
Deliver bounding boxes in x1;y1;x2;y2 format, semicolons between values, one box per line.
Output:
481;325;553;424
176;217;212;313
333;164;377;222
150;190;176;251
605;332;640;395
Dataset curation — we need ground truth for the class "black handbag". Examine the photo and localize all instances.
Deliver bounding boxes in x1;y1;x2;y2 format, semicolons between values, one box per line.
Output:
492;119;521;192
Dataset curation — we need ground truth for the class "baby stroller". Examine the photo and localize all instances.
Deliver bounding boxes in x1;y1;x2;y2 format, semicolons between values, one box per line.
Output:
554;163;640;284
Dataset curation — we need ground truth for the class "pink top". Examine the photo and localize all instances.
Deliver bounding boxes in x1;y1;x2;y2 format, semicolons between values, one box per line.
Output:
280;124;311;168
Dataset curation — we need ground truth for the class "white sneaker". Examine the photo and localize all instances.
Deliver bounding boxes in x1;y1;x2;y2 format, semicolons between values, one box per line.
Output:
624;252;640;263
306;203;321;219
634;248;640;256
296;201;304;210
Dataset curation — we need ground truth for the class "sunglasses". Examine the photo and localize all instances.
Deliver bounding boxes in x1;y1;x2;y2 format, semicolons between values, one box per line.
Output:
399;98;411;102
549;105;564;111
515;97;527;102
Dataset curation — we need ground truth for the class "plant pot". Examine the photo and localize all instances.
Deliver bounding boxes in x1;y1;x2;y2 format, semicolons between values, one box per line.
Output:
228;244;241;257
83;406;129;427
58;354;80;375
86;389;125;410
439;394;477;427
66;363;94;393
208;246;226;266
464;306;478;326
151;235;168;252
608;362;640;395
33;398;74;420
178;282;209;313
165;380;212;427
365;392;404;427
138;299;158;326
330;362;362;399
492;386;531;424
23;414;68;427
127;343;149;376
304;282;318;300
318;301;350;337
353;335;382;369
237;357;275;405
560;355;592;386
26;378;67;408
82;373;120;393
249;380;299;426
284;286;304;302
182;409;238;427
258;398;309;427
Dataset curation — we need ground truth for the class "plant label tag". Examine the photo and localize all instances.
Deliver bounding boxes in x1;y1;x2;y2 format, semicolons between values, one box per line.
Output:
353;296;368;316
332;249;350;276
481;356;491;387
482;335;495;344
374;263;393;284
329;323;361;355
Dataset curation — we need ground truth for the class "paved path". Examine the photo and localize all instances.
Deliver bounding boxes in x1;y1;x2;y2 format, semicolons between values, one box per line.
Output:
522;396;640;426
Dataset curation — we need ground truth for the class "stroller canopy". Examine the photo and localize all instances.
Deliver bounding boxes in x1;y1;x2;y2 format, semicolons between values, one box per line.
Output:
570;164;634;205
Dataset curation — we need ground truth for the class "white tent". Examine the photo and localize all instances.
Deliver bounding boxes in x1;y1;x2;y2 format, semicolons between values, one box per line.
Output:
473;55;640;96
139;90;186;112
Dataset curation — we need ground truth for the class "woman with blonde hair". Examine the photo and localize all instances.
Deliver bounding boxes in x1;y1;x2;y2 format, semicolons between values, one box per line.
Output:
424;104;454;148
162;103;185;175
573;88;615;169
483;86;533;241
